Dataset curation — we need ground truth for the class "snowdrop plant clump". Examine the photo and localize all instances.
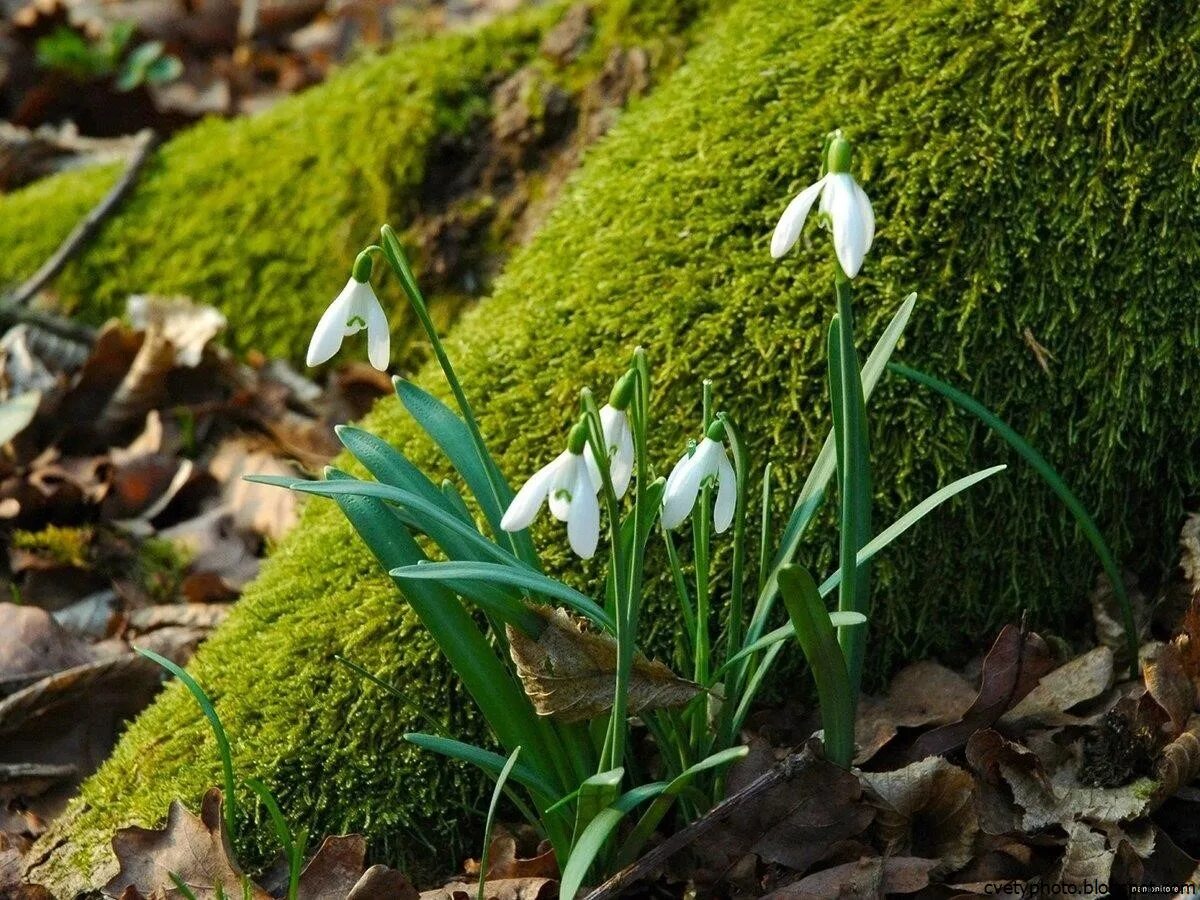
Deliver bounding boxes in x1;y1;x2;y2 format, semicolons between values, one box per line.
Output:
254;130;1140;896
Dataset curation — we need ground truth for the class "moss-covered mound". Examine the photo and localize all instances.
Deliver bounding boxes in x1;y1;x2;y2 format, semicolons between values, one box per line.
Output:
29;0;1200;891
0;0;707;361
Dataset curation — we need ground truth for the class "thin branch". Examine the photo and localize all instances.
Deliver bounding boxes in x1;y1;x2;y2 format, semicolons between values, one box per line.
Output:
2;128;158;310
583;747;822;900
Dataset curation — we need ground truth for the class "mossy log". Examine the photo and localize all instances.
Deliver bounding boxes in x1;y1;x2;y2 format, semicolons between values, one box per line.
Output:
25;0;1200;892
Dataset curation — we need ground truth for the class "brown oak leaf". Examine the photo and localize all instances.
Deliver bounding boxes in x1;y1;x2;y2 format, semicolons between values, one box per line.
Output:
506;607;700;722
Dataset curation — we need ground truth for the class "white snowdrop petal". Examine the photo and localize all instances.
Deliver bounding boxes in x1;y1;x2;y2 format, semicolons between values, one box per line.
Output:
660;453;704;529
770;177;826;259
501;456;560;532
853;180;875;254
567;467;601;559
713;446;737;533
662;439;718;529
605;407;635;499
548;453;581;522
827;174;866;277
305;281;355;367
364;288;391;371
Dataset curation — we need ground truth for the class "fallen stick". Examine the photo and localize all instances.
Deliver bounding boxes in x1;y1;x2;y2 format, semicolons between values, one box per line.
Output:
1;128;158;311
582;746;821;900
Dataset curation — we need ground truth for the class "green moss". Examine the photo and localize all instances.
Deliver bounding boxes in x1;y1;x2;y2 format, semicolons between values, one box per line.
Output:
0;0;709;360
11;525;95;569
29;0;1200;891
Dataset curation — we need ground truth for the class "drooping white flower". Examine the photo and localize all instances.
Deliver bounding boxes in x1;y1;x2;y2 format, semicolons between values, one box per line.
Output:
501;442;600;559
585;404;634;499
770;134;874;278
661;431;736;533
306;276;390;370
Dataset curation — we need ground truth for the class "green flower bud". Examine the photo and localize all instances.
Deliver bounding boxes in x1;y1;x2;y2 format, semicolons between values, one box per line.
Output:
705;417;727;441
351;248;375;283
826;134;853;174
609;370;637;410
567;420;590;454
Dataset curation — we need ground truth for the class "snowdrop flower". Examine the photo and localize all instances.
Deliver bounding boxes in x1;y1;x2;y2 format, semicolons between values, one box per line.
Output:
585;372;636;499
661;420;736;533
306;251;390;370
770;132;874;278
502;422;600;559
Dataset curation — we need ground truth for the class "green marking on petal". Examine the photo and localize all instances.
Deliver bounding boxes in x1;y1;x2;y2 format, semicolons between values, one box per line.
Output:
345;315;367;328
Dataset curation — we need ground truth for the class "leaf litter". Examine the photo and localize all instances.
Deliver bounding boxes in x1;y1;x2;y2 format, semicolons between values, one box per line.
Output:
0;295;385;895
6;316;1200;897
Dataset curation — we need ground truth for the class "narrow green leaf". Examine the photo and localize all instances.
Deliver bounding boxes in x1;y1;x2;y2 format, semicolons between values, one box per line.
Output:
244;778;300;900
723;464;1007;670
779;565;854;766
573;769;623;850
889;361;1139;676
747;293;916;644
390;561;614;632
394;378;538;566
327;471;567;805
335;424;466;521
404;733;558;800
560;782;666;900
286;477;516;567
135;647;237;839
477;747;522;900
169;873;200;900
616;746;748;867
390;565;544;637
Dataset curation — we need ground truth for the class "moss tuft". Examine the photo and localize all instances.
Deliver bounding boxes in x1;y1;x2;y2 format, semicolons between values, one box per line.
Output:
0;0;710;361
28;0;1200;891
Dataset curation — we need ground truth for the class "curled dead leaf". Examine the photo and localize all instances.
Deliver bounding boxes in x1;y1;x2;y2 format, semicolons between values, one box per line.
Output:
1155;714;1200;804
861;756;978;874
1001;646;1115;728
908;624;1054;762
506;607;700;722
1051;822;1114;890
1142;641;1195;736
854;660;976;765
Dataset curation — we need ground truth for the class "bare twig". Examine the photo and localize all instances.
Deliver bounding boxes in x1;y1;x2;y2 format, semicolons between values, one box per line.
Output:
583;747;822;900
2;128;158;310
0;305;96;343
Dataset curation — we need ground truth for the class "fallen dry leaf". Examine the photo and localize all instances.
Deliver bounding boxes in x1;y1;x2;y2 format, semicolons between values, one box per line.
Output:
861;755;978;874
1050;822;1114;890
1155;714;1200;803
207;439;299;541
417;879;555;900
1000;646;1115;728
466;833;557;882
104;789;269;900
126;296;227;370
0;653;163;780
0;604;96;689
764;855;939;899
907;624;1054;761
693;738;874;879
1142;641;1195;736
854;660;976;765
506;607;700;721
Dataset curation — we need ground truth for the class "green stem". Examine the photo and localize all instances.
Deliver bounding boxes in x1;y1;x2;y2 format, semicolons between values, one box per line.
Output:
833;275;871;700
